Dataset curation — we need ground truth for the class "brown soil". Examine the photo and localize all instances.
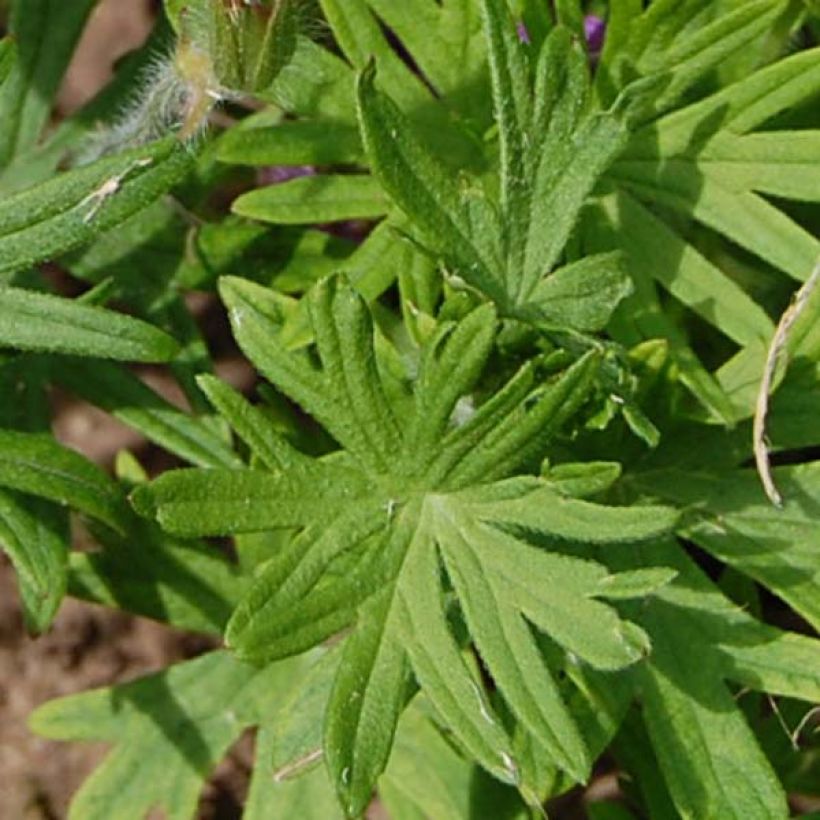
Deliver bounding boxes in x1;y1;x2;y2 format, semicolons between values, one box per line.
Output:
0;4;250;817
6;2;815;818
0;557;223;819
57;0;155;115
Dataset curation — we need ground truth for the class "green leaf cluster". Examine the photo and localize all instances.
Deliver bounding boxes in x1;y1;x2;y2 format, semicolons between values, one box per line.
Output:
0;1;817;818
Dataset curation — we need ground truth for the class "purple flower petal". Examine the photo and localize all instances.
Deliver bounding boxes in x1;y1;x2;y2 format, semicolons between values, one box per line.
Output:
516;21;531;44
584;15;606;54
258;165;316;185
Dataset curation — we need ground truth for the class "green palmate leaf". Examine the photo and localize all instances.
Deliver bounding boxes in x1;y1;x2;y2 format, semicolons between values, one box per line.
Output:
196;374;309;471
136;275;679;813
0;429;129;532
472;481;678;545
356;62;508;309
633;462;820;631
247;748;343;820
524;253;633;333
68;516;246;635
379;697;529;820
268;645;340;780
600;538;820;818
10;3;820;819
582;193;738;423
318;0;433;112
619;541;806;819
0;138;194;275
480;0;532;255
602;0;789;114
131;459;368;537
315;0;488;168
586;41;820;419
30;649;326;820
542;460;623;498
233;174;389;224
0;288;179;362
0;490;68;633
0;0;98;167
356;19;631;327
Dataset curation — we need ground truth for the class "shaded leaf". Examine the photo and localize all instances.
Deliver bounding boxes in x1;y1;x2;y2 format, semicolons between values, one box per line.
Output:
0;429;128;531
0;490;67;633
30;650;322;820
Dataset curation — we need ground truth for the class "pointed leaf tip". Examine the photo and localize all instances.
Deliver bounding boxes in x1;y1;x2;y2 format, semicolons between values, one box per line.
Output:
596;568;678;600
0;288;180;362
619;621;652;664
357;57;378;91
129;484;156;520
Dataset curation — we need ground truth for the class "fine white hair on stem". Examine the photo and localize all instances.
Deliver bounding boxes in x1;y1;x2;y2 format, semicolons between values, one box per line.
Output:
78;51;208;164
753;257;820;507
78;1;315;164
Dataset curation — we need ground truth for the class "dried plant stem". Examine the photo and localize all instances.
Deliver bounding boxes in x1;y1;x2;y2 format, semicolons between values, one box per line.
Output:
272;747;323;782
754;258;820;507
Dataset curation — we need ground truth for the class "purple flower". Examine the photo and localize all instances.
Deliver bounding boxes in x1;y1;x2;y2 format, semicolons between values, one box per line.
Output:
517;16;606;55
584;15;606;54
258;164;316;185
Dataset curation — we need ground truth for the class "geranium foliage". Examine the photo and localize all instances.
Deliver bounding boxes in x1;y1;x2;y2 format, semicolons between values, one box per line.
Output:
0;1;818;818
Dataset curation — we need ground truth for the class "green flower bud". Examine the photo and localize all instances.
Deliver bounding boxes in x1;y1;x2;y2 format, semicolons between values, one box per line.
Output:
174;0;300;94
216;0;299;92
